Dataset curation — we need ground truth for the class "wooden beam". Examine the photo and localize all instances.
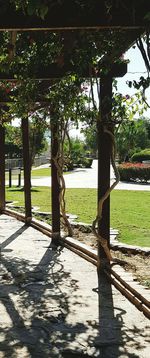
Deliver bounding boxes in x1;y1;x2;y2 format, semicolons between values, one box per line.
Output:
97;75;113;262
0;124;5;212
21;117;32;222
51;119;60;245
0;62;127;81
0;1;148;30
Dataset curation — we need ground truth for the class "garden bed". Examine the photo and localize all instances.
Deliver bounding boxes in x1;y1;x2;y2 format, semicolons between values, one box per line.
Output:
72;227;150;289
118;162;150;183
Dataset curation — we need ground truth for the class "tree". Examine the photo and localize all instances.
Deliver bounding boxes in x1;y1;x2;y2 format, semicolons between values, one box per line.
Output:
5;120;48;166
116;118;150;162
82;122;97;157
5;124;22;158
82;84;149;160
28;113;48;167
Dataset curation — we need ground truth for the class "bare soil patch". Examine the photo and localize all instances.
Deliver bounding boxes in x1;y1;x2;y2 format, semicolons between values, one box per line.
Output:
72;227;150;289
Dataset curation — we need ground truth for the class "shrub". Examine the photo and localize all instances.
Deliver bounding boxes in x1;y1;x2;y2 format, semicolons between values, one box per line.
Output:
80;158;93;168
118;163;150;183
64;160;74;171
131;149;150;163
64;157;93;171
63;138;93;170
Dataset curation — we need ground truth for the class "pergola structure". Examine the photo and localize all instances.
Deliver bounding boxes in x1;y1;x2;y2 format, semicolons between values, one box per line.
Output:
0;1;149;264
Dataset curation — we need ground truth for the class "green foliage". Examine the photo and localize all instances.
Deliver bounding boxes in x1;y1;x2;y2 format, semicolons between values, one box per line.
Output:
64;137;93;170
80;157;93;168
118;163;150;183
82;122;97;157
131;148;150;163
29;114;48;167
116;118;150;162
46;76;93;127
5;142;22;158
26;0;49;19
82;94;149;161
69;138;85;162
5;124;22;158
0;12;148;169
5;120;48;166
10;0;49;19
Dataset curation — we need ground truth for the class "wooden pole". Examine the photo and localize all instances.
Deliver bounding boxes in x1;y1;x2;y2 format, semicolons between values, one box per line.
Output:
21;117;32;222
0;124;5;212
51;119;60;245
97;75;113;262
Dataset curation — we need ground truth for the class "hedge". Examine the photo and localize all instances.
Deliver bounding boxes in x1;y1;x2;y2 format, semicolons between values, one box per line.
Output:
131;149;150;163
64;157;93;171
118;163;150;183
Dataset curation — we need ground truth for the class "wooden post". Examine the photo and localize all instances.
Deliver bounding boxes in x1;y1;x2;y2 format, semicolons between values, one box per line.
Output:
0;124;5;212
51;119;60;245
9;168;12;187
21;117;32;222
97;74;113;262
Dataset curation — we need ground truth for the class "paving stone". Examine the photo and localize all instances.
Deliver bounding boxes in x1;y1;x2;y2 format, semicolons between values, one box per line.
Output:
0;214;149;358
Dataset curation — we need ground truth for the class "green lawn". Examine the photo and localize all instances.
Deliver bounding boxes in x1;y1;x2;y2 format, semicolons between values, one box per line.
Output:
5;167;71;180
31;167;51;177
6;187;150;247
5;167;51;180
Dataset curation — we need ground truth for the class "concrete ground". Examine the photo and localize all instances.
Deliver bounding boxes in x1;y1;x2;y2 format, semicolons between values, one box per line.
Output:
0;214;149;358
31;160;150;190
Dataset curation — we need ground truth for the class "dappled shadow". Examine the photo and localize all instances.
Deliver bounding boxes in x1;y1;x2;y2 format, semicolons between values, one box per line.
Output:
87;268;149;358
85;270;124;358
0;220;149;357
0;236;89;357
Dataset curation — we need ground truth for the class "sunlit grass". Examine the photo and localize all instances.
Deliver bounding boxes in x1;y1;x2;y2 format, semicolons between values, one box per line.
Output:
31;167;51;177
5;167;71;181
6;187;150;247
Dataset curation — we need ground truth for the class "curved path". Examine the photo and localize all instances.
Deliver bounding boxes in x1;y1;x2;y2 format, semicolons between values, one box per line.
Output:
31;160;150;190
6;160;150;190
0;213;149;357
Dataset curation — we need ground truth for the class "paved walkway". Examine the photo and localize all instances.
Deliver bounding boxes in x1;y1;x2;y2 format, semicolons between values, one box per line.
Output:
6;160;150;190
30;160;150;190
0;214;149;358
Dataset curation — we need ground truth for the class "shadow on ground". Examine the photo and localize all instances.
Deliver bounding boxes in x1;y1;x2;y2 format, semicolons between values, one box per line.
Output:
0;222;149;357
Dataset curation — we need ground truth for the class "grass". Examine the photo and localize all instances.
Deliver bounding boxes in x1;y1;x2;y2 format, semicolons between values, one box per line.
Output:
6;187;150;247
31;167;51;177
5;167;71;181
5;167;51;180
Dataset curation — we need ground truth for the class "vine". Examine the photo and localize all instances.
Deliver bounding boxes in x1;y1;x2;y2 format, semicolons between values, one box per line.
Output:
89;77;147;264
92;126;120;262
52;119;73;237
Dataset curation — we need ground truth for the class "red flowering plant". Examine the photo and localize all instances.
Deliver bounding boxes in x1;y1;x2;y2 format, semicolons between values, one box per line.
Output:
118;162;150;183
119;162;149;168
